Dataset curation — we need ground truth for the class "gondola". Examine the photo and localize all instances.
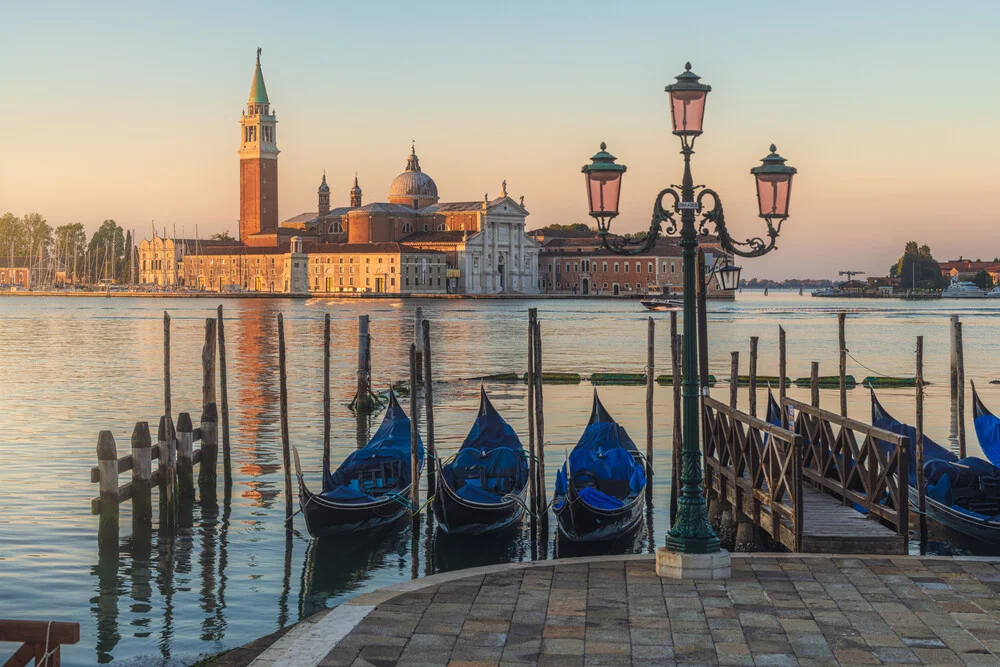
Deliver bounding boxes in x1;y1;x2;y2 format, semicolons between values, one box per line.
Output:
972;382;1000;467
553;390;648;542
432;387;529;535
870;388;1000;542
292;391;423;537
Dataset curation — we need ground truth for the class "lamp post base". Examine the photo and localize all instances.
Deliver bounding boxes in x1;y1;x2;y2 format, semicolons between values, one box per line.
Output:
655;547;731;580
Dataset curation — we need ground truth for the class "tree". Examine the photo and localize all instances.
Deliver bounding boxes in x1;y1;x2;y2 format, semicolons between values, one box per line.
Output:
0;213;23;256
55;223;87;261
540;223;593;232
210;230;236;242
88;220;126;282
891;241;946;290
21;212;53;255
973;270;994;290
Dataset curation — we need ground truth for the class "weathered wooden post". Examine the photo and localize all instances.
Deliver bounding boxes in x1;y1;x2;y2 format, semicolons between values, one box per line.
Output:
916;336;927;547
749;337;759;418
163;312;172;441
323;313;331;477
956;321;967;458
355;315;374;413
98;430;120;548
778;326;787;423
670;311;681;525
646;316;654;464
422;319;437;497
176;413;195;502
199;318;219;488
217;305;232;489
414;307;424;386
838;312;848;417
132;422;153;526
157;415;176;527
729;352;739;409
278;314;293;529
810;362;820;408
409;343;420;512
950;314;959;397
533;318;547;511
527;308;537;517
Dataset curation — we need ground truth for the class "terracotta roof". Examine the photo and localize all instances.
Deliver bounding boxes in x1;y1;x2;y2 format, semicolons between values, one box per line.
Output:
305;241;445;255
540;237;686;258
184;244;288;256
400;231;468;243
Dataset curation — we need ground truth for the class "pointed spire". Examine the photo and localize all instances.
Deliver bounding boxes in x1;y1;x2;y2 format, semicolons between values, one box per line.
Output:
248;47;269;106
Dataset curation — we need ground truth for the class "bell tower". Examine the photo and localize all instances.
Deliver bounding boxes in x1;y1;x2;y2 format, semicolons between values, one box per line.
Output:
318;171;330;216
239;48;280;245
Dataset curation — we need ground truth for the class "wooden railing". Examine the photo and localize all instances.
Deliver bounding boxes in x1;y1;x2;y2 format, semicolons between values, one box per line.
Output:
703;396;803;551
1;620;79;666
784;398;909;538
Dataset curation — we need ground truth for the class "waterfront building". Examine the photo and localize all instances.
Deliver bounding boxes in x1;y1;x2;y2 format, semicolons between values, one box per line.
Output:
146;50;540;296
0;256;67;288
534;232;732;297
939;258;1000;284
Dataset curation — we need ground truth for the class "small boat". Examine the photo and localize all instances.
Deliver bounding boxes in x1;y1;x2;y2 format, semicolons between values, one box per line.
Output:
987;286;1000;298
640;296;683;311
942;277;985;298
871;389;1000;542
553;390;648;542
433;387;529;535
292;391;423;537
972;382;1000;467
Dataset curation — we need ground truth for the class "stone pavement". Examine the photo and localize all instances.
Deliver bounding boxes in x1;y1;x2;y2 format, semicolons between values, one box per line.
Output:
250;554;1000;666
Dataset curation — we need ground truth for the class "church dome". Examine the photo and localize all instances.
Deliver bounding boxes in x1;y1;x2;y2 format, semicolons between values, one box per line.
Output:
388;145;438;207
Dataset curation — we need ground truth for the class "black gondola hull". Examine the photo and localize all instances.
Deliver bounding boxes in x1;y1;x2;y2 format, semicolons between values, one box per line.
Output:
553;486;645;542
909;486;1000;543
299;484;411;537
432;483;526;535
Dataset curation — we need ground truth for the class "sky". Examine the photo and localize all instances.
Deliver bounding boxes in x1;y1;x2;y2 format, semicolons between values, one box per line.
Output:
2;0;999;279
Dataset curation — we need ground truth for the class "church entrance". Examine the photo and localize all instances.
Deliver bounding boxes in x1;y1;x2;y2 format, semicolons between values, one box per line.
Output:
582;278;590;295
326;277;333;292
613;283;620;296
254;276;263;292
497;255;505;292
375;277;384;293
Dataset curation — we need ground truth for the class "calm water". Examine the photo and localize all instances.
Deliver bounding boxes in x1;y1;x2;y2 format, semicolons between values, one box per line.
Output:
1;292;999;665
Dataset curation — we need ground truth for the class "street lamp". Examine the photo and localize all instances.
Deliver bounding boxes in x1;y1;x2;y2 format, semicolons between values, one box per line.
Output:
581;63;797;568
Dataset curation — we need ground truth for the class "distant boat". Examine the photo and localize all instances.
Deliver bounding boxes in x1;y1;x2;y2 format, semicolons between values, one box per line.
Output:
640;296;682;311
811;287;843;297
986;286;1000;299
942;277;985;299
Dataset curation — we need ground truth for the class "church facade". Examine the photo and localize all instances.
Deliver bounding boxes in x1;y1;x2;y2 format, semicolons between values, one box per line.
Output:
139;50;539;296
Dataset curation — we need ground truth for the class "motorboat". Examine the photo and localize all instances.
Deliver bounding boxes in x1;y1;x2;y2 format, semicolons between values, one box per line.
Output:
640;296;682;311
942;277;985;298
987;286;1000;298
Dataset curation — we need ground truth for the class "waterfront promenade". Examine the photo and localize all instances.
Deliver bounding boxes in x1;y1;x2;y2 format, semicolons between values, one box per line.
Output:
235;554;1000;667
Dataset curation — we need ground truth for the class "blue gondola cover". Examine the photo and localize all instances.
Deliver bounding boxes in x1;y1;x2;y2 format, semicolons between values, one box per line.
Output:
974;404;1000;468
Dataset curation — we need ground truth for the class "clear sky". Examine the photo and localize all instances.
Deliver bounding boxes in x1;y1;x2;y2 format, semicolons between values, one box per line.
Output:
2;1;999;279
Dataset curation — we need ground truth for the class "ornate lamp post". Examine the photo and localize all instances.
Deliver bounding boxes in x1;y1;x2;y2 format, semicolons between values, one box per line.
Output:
582;63;797;575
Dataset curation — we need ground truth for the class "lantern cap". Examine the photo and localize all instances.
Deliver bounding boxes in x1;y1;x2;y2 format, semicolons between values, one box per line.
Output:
750;145;797;176
582;142;627;174
665;62;712;94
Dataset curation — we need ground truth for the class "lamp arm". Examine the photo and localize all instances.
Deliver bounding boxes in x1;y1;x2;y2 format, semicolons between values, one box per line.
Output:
599;187;680;256
696;189;784;258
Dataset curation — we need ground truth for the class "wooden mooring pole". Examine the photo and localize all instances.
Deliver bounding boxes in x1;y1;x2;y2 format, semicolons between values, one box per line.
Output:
422;319;436;497
158;415;176;526
163;312;172;441
748;337;759;418
278;314;292;529
414;307;424;386
176;413;195;502
916;335;927;547
131;422;153;527
527;308;538;518
646;316;654;465
409;343;420;512
670;311;681;525
199;318;219;488
355;315;373;414
729;352;739;409
778;326;787;426
533;317;547;512
217;305;232;489
323;313;331;477
838;312;848;417
97;431;120;550
956;321;967;458
696;249;710;394
950;314;959;397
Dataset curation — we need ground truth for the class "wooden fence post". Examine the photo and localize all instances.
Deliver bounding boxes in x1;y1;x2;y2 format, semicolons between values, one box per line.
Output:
199;318;219;487
409;343;420;511
422;319;436;497
217;305;232;488
810;362;820;408
323;313;331;477
176;413;195;502
278;314;293;529
534;318;547;511
838;312;848;417
646;316;654;464
956;321;966;459
915;336;927;546
98;430;119;531
132;422;152;526
749;337;759;418
729;352;739;409
527;308;537;517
